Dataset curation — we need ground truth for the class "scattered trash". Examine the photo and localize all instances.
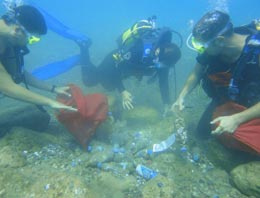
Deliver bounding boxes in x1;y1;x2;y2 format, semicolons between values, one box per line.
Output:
44;184;50;190
192;153;200;162
136;164;157;180
71;161;77;167
152;133;176;153
157;182;164;188
87;146;92;152
180;146;187;152
112;147;120;153
120;162;128;170
97;162;102;169
107;112;113;116
112;145;126;154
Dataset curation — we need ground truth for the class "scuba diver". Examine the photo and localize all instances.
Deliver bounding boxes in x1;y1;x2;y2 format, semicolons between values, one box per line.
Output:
0;4;76;111
172;10;260;154
79;16;182;113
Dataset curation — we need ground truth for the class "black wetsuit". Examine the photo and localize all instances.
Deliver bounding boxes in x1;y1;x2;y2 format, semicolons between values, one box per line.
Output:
0;46;29;84
80;30;181;104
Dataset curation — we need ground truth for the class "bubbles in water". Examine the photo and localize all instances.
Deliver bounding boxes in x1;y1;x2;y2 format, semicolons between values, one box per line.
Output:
208;0;229;13
187;19;195;30
3;0;24;12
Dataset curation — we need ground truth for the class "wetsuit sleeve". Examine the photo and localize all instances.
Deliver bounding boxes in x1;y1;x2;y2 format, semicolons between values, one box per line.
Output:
158;67;170;104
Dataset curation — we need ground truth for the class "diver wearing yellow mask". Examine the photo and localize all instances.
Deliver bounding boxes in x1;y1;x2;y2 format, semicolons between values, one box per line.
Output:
0;5;76;112
172;10;260;155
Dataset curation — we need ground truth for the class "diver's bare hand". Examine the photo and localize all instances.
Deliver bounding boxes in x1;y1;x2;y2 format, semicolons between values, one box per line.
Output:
211;114;241;135
121;90;134;110
54;86;71;97
50;101;77;112
171;98;185;112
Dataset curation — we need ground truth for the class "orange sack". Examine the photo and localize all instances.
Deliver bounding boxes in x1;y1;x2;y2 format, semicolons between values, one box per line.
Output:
213;102;260;155
57;84;108;148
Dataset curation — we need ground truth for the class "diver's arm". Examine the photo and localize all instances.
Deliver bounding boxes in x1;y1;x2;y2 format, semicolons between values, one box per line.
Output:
171;62;204;111
24;70;53;92
0;63;76;111
24;71;71;97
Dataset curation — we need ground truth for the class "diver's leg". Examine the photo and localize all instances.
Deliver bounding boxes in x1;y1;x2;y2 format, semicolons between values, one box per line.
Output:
77;41;100;86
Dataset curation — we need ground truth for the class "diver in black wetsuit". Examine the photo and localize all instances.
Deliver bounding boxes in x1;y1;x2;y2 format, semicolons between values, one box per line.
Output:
79;19;181;112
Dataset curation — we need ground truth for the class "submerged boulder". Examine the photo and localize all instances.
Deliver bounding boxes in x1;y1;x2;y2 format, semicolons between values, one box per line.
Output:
142;175;175;198
0;145;26;168
0;104;50;135
231;161;260;197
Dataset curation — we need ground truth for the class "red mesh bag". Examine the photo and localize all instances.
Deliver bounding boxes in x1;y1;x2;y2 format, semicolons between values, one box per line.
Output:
213;101;260;155
57;84;108;148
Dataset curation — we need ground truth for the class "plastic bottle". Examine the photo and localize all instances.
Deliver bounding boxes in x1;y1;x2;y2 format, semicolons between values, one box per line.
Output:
136;164;157;180
136;149;153;158
152;133;176;153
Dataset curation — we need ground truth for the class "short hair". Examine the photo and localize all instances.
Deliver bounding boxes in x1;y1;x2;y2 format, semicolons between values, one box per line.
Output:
15;5;47;35
192;10;233;42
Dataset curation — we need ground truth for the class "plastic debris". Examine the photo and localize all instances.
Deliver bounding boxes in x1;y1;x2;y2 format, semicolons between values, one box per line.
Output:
180;146;187;152
136;164;157;180
71;161;77;167
112;147;120;153
192;153;200;162
87;146;92;152
152;133;176;152
44;184;50;190
120;162;128;170
157;182;164;188
97;162;102;169
136;149;153;158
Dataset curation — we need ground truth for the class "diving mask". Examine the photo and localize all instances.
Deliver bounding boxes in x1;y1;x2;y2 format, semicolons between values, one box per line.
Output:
2;14;41;45
187;21;233;53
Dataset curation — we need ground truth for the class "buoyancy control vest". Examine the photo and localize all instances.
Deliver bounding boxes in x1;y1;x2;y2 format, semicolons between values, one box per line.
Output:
114;25;173;68
1;45;29;84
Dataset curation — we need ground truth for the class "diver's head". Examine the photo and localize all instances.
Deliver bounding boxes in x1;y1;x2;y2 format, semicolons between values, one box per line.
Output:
159;43;181;66
1;5;47;46
14;5;47;35
192;10;233;55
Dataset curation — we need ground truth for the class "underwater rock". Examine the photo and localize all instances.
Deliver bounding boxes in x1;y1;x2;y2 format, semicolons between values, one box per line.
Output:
231;161;260;197
0;104;50;135
122;106;159;126
87;172;136;198
141;175;175;198
199;138;253;171
84;144;114;167
24;170;93;198
0;127;69;155
0;145;26;168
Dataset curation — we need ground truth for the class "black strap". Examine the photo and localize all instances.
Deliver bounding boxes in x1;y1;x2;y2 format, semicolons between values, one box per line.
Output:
229;34;260;101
